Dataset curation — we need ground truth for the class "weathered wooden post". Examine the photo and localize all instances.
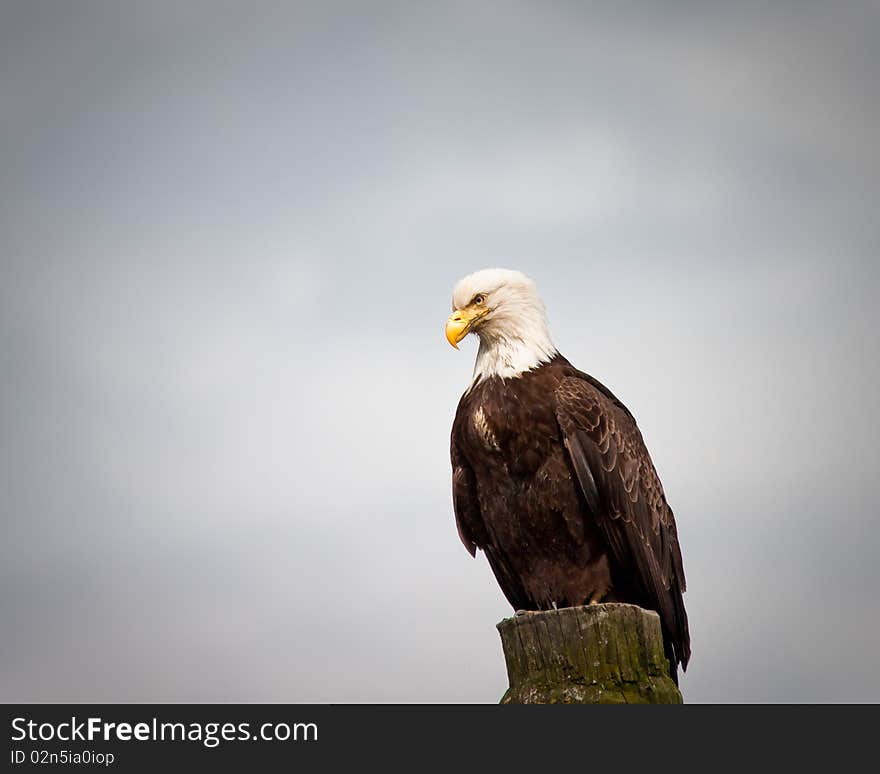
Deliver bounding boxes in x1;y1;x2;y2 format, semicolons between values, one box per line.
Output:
497;603;682;704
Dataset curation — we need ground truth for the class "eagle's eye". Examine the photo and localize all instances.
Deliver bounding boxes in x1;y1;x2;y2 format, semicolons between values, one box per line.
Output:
474;294;485;305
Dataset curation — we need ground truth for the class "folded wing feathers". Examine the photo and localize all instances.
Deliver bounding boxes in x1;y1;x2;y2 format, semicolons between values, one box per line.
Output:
555;376;689;670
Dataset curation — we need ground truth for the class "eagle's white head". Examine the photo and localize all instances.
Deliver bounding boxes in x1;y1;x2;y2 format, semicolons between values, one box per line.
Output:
447;268;557;383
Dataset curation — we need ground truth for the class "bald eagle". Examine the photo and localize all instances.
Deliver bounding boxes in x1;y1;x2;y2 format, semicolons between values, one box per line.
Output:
446;269;690;681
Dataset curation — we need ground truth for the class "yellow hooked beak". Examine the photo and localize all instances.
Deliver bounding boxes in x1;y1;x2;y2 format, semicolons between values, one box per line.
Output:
445;307;487;349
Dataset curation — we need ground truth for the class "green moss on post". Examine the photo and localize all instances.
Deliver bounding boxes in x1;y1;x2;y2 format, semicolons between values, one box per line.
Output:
497;603;682;704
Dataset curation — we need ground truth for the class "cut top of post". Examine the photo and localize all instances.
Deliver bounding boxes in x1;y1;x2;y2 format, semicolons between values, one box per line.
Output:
496;603;682;704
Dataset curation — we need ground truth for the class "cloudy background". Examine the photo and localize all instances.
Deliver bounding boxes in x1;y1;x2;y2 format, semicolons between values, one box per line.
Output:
2;1;878;703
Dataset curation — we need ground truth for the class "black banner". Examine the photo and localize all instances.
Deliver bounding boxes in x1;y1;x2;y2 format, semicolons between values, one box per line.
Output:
3;704;874;770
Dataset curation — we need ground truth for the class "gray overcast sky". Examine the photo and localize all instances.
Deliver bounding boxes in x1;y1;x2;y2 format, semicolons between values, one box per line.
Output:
2;1;878;702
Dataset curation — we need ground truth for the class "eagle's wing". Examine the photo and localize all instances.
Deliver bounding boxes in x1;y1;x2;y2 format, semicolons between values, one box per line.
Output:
450;411;531;610
450;435;486;558
555;376;690;671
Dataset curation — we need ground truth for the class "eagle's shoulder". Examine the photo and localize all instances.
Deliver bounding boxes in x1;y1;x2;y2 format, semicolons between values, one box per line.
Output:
553;371;673;529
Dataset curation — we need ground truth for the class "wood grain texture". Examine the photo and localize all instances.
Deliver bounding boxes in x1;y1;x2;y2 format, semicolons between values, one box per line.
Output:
497;603;682;704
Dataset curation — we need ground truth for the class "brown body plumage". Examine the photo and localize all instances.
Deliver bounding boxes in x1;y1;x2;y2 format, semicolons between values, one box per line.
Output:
451;353;690;681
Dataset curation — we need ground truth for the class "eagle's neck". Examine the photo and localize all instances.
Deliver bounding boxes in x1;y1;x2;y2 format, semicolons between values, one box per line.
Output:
471;313;557;384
